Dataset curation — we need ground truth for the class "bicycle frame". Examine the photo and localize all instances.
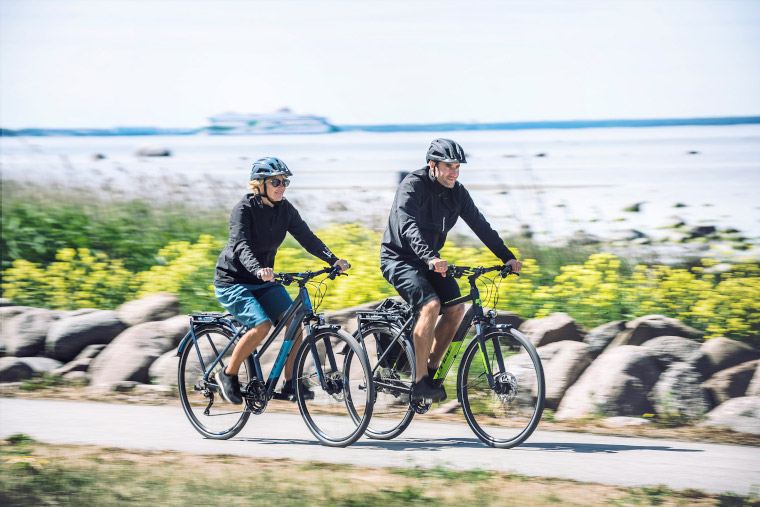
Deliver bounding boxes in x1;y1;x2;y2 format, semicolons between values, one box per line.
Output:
355;267;508;397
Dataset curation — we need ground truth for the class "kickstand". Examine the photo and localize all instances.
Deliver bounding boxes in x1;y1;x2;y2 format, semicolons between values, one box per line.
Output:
203;393;214;416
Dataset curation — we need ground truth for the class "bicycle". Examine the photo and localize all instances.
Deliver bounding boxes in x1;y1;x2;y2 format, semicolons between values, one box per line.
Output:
346;264;545;448
176;266;374;447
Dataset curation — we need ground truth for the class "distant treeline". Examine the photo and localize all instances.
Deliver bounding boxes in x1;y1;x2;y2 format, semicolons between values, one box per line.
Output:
3;116;760;137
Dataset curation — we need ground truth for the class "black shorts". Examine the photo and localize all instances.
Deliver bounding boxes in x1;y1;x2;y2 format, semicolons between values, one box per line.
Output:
381;260;461;312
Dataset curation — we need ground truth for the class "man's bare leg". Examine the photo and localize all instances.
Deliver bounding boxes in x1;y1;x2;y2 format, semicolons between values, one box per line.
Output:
428;303;466;372
413;298;440;382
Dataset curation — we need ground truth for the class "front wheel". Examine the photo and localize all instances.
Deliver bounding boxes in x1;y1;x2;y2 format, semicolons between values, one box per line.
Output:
458;328;545;448
294;329;374;447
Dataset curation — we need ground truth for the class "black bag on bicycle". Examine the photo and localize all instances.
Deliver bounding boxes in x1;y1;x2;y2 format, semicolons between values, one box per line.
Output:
373;298;412;371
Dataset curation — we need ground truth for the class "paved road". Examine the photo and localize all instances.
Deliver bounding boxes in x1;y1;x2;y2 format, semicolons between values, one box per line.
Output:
1;398;758;495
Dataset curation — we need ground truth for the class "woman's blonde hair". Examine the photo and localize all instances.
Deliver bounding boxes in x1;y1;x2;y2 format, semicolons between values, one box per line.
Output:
248;179;264;193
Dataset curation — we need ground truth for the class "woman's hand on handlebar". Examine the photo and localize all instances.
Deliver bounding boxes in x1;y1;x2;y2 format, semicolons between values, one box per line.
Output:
333;259;351;273
505;259;522;273
256;267;275;282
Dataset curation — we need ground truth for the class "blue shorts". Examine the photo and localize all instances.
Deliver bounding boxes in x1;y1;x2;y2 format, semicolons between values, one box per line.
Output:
214;283;293;328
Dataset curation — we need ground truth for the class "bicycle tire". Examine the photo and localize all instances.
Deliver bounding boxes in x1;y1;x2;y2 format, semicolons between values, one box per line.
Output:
294;328;374;447
458;327;545;448
347;324;416;440
178;323;254;439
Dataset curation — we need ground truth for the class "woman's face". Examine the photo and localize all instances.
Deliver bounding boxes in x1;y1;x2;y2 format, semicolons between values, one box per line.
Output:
265;176;288;202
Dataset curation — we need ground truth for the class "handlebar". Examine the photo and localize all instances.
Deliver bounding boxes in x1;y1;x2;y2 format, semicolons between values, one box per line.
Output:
430;263;519;279
273;265;348;286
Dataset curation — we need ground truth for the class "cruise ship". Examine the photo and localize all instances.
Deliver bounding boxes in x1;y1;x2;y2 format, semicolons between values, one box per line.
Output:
204;108;337;134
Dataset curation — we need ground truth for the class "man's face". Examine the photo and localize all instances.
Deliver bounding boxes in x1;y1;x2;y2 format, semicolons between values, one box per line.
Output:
430;161;460;188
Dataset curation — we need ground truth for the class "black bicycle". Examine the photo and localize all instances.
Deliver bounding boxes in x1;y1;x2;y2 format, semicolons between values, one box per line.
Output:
176;266;374;447
346;264;545;448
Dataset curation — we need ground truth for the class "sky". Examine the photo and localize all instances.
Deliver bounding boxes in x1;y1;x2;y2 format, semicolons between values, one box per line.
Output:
1;0;759;129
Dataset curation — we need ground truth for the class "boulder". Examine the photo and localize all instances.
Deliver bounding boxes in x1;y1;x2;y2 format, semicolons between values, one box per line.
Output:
88;321;176;389
688;225;717;239
65;308;100;318
608;315;703;348
535;341;571;363
519;312;585;347
494;310;524;328
642;336;711;379
149;349;179;387
554;345;662;420
701;337;760;376
649;362;711;419
134;145;171;157
52;344;106;376
0;357;32;382
46;310;126;362
0;306;36;354
325;300;381;335
699;396;760;434
160;315;191;347
748;363;760;397
3;308;63;357
601;416;652;427
568;230;602;245
584;321;626;358
0;357;63;382
702;360;759;405
542;341;593;409
116;293;180;327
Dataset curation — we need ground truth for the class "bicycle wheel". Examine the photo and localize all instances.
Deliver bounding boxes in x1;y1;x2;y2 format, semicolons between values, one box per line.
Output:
294;328;374;447
347;324;415;440
178;324;253;439
459;327;545;448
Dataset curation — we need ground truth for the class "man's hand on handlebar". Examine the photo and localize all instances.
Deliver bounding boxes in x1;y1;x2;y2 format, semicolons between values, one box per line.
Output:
428;258;448;277
256;267;275;282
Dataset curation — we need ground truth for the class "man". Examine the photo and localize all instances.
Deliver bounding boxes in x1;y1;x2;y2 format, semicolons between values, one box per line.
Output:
380;138;522;402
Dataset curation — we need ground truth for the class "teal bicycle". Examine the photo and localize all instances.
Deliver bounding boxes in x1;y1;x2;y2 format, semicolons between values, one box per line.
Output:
176;266;374;447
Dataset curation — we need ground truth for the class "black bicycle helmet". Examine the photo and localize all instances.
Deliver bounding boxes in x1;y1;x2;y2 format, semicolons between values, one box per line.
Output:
250;157;293;181
426;138;467;164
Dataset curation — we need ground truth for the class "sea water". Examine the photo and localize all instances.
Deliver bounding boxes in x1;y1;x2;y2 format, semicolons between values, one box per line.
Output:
2;125;759;247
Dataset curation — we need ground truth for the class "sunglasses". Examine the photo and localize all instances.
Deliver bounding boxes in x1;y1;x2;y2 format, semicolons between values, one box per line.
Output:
268;178;290;188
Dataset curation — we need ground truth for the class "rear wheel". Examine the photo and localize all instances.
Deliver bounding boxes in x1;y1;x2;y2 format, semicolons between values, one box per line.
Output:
294;329;374;447
178;324;253;439
459;328;544;448
348;324;415;439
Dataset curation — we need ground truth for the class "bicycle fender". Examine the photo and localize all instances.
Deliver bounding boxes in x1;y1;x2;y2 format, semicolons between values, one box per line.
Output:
313;323;341;333
175;330;194;357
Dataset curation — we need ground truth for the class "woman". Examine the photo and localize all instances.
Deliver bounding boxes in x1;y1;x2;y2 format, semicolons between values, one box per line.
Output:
213;157;350;404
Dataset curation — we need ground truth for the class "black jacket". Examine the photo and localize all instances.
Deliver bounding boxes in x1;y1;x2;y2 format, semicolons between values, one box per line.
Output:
380;167;515;266
214;193;339;287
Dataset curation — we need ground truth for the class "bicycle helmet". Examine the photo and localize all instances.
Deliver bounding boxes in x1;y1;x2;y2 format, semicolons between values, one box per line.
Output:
250;157;293;181
426;138;467;164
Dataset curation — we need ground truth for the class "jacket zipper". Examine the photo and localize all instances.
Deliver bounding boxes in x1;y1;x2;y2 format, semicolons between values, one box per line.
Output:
442;216;446;232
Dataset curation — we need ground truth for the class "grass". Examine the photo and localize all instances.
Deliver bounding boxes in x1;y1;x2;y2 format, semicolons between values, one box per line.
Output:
1;179;230;273
1;438;757;506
